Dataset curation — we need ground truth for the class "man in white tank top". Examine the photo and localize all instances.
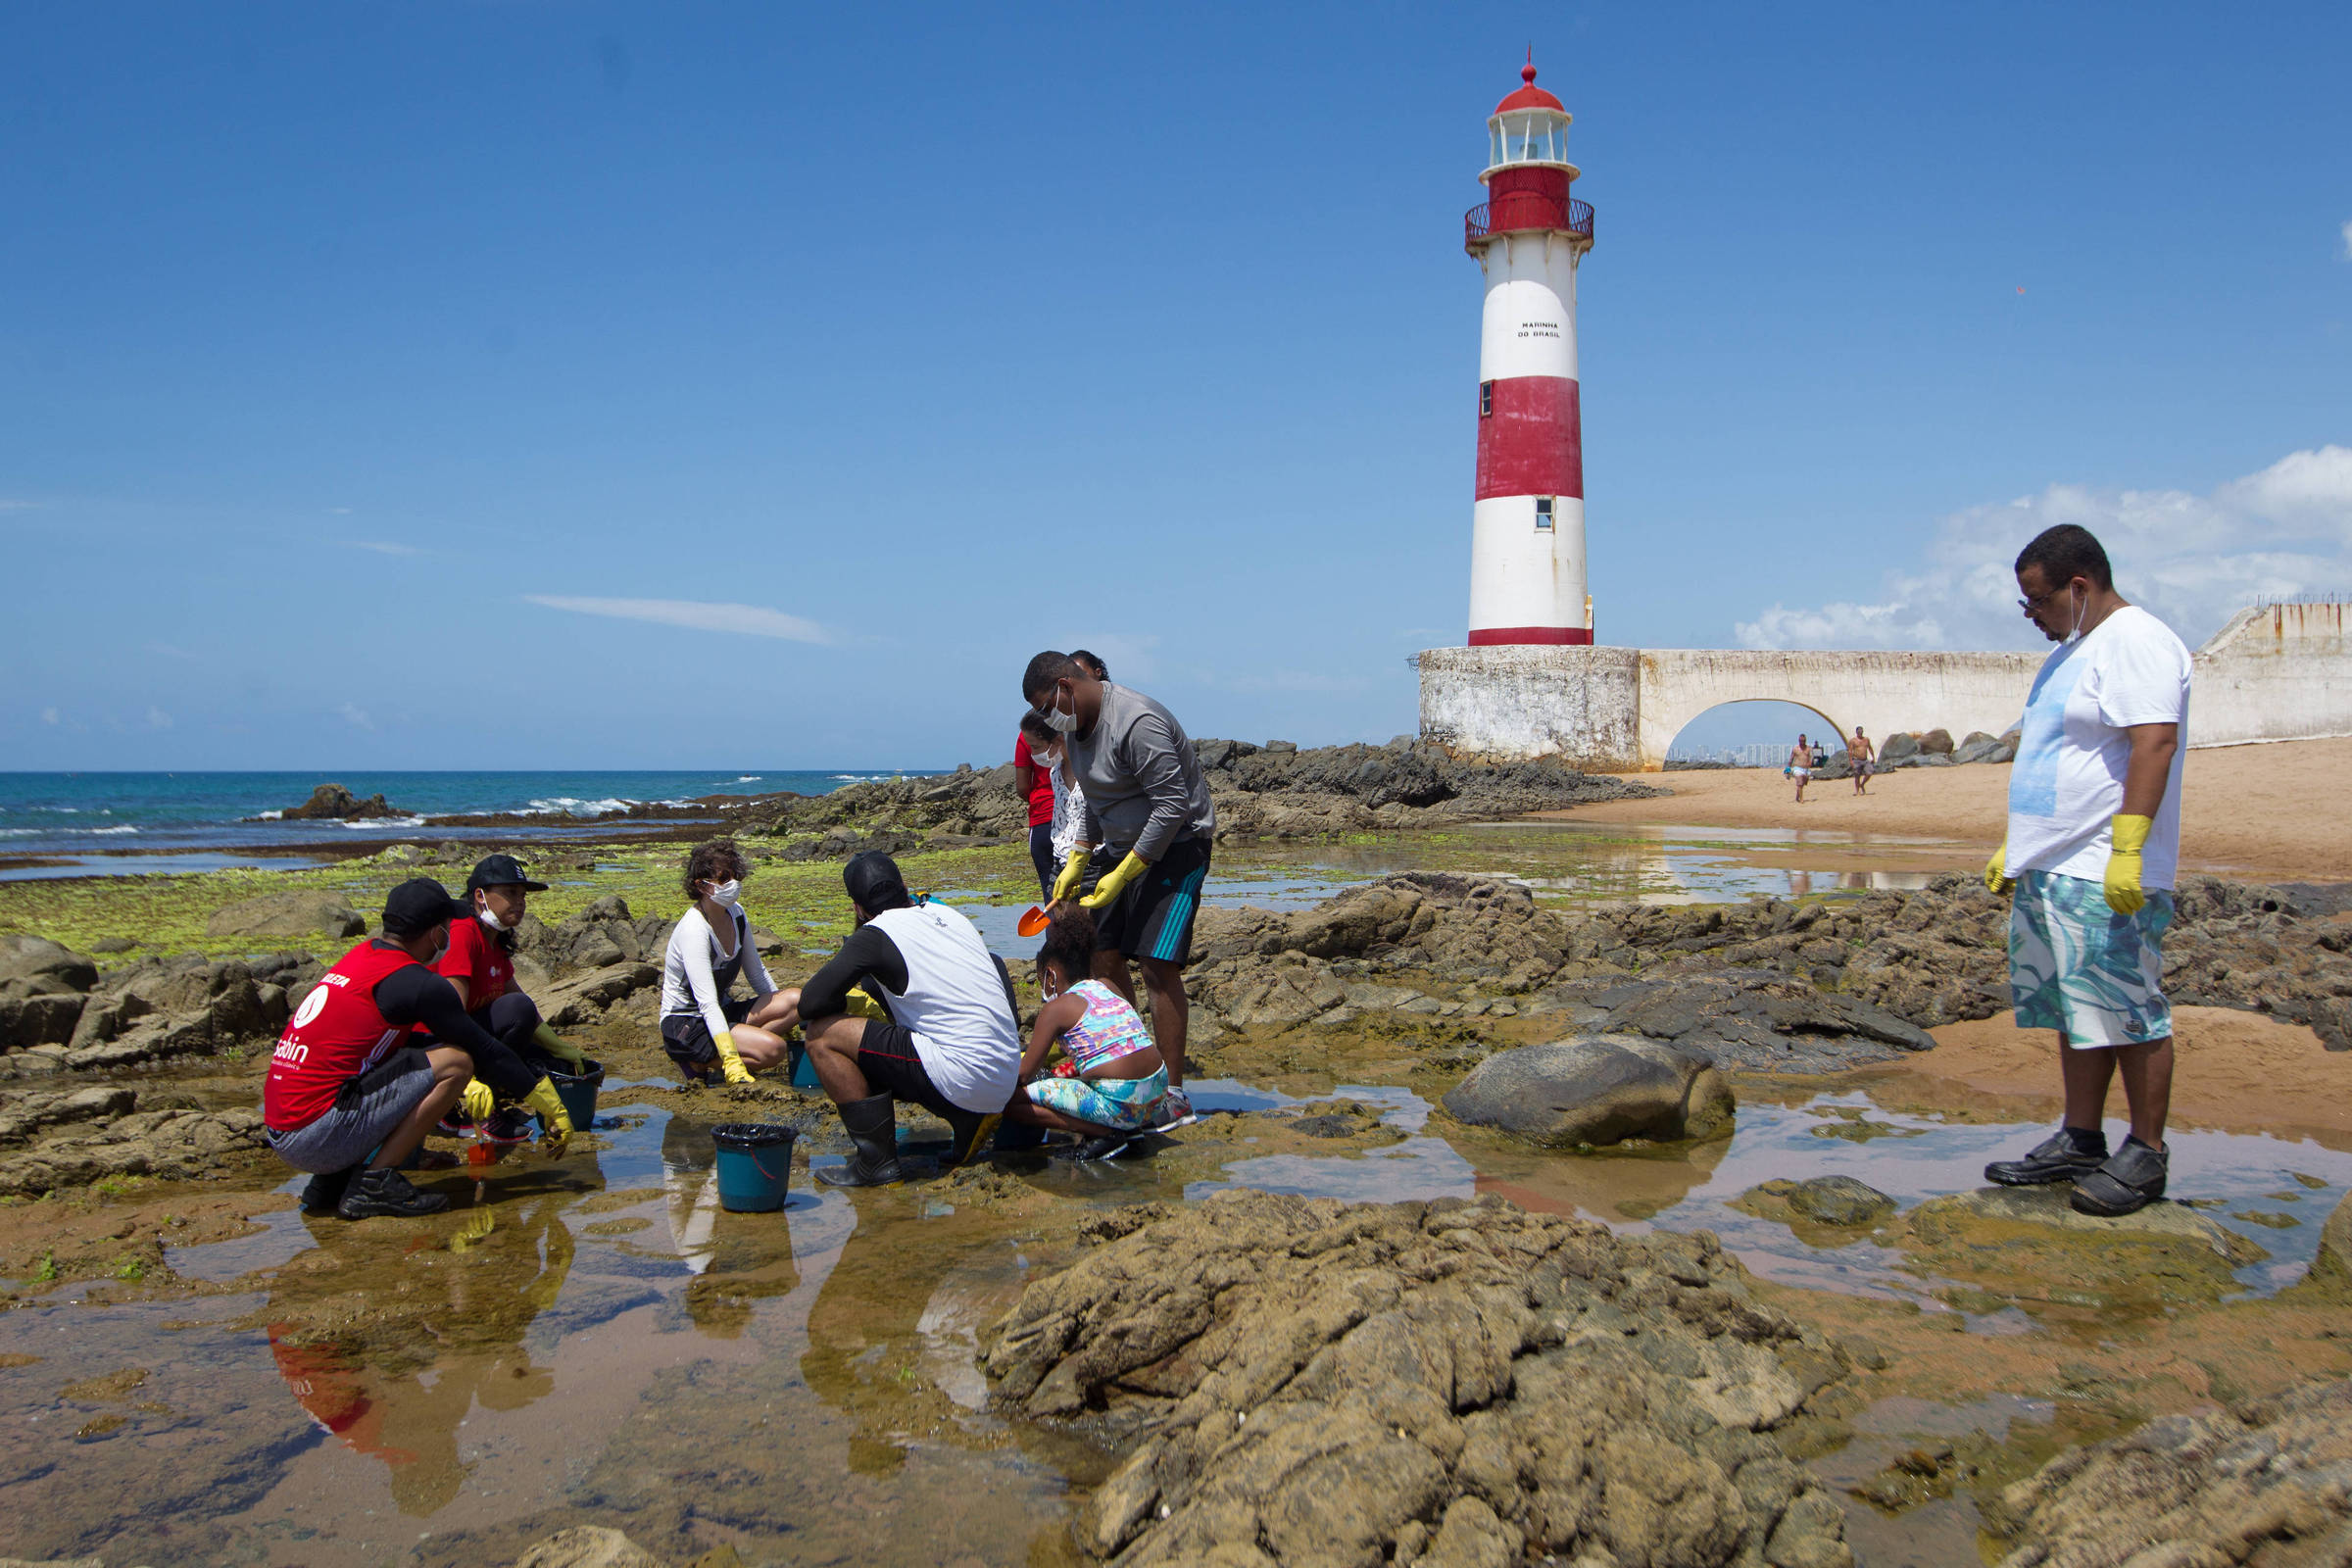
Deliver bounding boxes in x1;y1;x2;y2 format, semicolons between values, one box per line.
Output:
771;853;1021;1186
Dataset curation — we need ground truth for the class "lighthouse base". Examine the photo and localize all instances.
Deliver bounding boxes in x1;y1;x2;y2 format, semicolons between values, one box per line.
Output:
1467;626;1593;647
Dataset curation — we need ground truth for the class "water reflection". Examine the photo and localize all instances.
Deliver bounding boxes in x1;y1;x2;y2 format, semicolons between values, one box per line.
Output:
262;1184;585;1513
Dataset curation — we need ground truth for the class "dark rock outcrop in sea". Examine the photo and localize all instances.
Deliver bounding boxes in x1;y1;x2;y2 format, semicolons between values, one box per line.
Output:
267;781;408;820
985;1190;1856;1568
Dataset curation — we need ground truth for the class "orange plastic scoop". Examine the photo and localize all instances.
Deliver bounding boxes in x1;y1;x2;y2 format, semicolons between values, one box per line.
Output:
1016;906;1050;937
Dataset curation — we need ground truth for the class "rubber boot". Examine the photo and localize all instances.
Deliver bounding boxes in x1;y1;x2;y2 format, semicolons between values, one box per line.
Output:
817;1094;906;1188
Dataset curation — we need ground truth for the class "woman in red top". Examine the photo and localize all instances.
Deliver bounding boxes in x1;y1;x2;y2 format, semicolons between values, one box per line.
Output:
1013;713;1061;899
435;855;586;1138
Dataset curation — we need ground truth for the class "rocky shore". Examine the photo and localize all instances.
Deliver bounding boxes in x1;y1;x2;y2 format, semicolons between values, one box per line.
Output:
732;737;1661;843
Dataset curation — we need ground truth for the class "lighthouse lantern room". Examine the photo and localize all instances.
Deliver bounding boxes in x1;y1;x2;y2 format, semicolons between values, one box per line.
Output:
1464;58;1595;647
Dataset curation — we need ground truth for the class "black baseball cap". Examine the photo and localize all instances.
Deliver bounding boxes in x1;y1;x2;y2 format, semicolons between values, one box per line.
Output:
466;854;549;894
843;851;913;913
381;878;472;938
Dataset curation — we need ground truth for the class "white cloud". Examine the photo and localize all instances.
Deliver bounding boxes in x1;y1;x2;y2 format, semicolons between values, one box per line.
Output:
146;707;172;729
338;702;374;730
329;506;354;515
349;540;417;557
1738;445;2352;653
0;500;37;513
40;707;59;725
524;595;832;644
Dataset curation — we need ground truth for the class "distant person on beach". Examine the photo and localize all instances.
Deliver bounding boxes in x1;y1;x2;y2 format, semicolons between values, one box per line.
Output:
1849;727;1875;795
264;878;569;1221
1012;713;1060;900
772;852;1021;1185
432;855;588;1141
1787;735;1813;803
1006;907;1168;1161
1982;523;2190;1218
1022;651;1214;1131
659;838;794;1085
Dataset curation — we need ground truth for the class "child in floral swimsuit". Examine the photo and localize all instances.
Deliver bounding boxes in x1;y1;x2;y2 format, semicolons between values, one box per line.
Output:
1008;909;1168;1159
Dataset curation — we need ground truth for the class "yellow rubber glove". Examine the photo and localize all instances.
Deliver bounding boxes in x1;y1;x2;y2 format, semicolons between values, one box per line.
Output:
521;1077;574;1149
2104;814;2152;915
711;1027;755;1084
1051;849;1090;905
1080;852;1149;911
450;1207;495;1251
1984;843;2016;898
844;986;888;1021
460;1078;495;1122
531;1022;586;1067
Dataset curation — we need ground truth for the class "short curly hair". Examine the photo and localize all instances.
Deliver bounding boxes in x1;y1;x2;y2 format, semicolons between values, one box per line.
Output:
1035;906;1097;985
683;837;750;903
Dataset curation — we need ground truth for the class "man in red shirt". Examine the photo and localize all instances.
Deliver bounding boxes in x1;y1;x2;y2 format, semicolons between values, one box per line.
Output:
435;855;586;1137
265;878;567;1219
1013;714;1061;900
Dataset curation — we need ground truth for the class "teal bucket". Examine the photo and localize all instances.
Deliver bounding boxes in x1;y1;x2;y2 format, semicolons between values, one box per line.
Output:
711;1123;796;1212
548;1058;604;1131
786;1039;823;1092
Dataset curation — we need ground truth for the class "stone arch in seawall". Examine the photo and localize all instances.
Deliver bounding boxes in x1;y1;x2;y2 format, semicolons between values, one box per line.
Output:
1660;699;1849;764
1632;650;2045;771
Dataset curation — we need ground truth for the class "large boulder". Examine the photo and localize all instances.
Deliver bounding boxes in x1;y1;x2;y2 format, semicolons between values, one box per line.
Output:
1443;1033;1735;1147
986;1192;1853;1568
274;782;406;820
0;935;99;998
1879;732;1922;764
204;891;366;940
1916;727;1955;757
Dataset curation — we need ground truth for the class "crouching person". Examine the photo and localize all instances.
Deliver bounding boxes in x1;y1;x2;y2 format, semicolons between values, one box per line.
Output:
265;878;572;1220
775;852;1020;1187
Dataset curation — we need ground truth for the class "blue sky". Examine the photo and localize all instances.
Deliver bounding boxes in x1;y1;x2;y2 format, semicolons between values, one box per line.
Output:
6;3;2348;769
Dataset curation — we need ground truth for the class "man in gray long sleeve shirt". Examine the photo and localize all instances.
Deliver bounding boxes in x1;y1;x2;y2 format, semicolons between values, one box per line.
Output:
1022;652;1214;1128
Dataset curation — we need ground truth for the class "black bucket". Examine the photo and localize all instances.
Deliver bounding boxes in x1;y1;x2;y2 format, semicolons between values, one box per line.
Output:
711;1122;797;1211
547;1057;605;1131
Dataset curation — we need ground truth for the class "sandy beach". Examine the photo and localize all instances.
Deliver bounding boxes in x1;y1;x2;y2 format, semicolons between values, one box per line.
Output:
1545;736;2352;883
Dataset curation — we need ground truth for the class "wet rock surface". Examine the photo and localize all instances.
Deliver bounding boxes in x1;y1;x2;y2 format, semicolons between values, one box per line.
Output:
1780;1176;1895;1228
201;890;366;940
1443;1035;1736;1148
985;1190;1854;1568
1992;1376;2352;1568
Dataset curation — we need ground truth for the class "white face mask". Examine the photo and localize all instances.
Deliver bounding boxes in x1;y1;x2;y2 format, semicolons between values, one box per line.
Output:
2066;584;2088;643
1039;744;1064;770
478;906;511;931
1039;685;1080;734
706;879;742;907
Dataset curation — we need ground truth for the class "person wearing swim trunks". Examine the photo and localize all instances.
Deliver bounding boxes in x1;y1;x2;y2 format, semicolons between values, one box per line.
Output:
773;852;1021;1186
1787;735;1813;803
1021;650;1214;1131
1982;523;2189;1217
1007;907;1168;1161
1848;727;1875;795
659;838;795;1084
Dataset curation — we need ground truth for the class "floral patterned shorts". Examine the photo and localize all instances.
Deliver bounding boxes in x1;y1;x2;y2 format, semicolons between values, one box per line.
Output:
2009;869;2175;1048
1023;1066;1168;1132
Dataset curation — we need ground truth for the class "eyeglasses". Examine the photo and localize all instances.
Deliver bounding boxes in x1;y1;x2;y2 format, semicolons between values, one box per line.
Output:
2018;587;2068;612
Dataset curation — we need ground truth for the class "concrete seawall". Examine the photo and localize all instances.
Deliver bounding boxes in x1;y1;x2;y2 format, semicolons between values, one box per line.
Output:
1420;599;2352;768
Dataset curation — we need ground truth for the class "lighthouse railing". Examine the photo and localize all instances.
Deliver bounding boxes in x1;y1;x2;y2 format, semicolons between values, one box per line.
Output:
1464;196;1593;249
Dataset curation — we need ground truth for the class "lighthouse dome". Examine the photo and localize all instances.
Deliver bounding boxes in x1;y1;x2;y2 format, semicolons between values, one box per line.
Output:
1494;63;1564;115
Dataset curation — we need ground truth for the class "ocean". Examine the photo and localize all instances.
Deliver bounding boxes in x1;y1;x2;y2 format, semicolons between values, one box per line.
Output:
0;770;925;878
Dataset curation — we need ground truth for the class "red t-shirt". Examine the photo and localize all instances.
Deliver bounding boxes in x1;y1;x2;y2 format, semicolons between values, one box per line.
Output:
1013;733;1055;828
435;916;511;1009
264;941;423;1131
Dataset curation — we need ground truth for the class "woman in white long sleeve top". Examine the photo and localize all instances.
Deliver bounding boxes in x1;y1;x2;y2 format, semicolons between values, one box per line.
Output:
659;839;794;1084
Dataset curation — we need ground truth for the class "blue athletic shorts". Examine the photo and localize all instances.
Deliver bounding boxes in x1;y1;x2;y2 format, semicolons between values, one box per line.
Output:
2009;869;2175;1048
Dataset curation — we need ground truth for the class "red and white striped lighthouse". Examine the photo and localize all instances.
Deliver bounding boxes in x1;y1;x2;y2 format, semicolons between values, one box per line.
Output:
1464;58;1595;647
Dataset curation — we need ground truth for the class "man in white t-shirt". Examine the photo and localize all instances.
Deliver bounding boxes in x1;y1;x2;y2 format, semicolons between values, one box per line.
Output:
1981;524;2190;1217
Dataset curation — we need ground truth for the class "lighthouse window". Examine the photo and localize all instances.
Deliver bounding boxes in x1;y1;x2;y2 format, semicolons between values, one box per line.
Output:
1480;381;1494;417
1535;497;1554;531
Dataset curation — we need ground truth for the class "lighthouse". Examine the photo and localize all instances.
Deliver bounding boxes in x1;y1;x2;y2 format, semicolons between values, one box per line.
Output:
1464;58;1594;646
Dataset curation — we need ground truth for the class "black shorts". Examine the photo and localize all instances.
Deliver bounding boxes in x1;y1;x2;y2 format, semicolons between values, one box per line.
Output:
661;997;753;1071
853;1018;955;1120
1094;836;1211;965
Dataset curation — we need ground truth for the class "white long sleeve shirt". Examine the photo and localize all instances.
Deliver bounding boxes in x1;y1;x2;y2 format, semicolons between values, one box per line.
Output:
660;905;776;1042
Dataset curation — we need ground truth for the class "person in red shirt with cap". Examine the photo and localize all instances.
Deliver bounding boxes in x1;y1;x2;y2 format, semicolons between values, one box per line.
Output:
435;854;587;1139
264;878;569;1220
1013;714;1062;899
